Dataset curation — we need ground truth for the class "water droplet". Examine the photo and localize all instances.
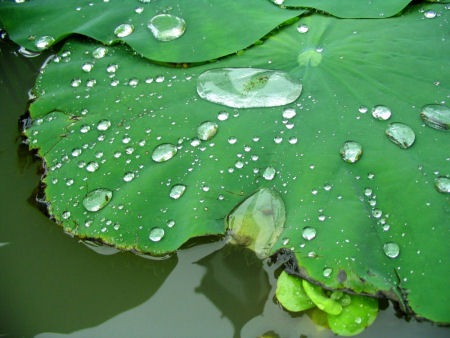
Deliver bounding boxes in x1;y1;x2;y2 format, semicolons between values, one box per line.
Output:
372;105;391;120
358;106;368;114
323;267;333;278
152;143;178;162
97;119;111;131
86;161;99;172
92;46;108;59
340;141;363;163
302;226;316;241
383;242;400;258
288;136;298;144
167;220;176;228
169;184;186;199
82;188;113;212
71;78;81;87
228;137;237;145
71;148;82;157
274;136;283;144
106;64;118;73
435;177;450;194
197;68;302;108
114;23;134;38
123;172;135;182
217;111;229;121
262;166;276;180
147;14;186;41
227;188;286;258
420;104;450;131
35;35;55;50
385;123;415;149
282;107;296;119
149;227;165;242
197;121;218;141
62;211;71;220
424;10;437;19
81;62;94;72
297;24;309;33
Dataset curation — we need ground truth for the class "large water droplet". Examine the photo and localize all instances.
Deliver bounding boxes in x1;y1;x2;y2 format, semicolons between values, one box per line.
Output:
420;104;450;131
92;47;108;59
385;123;415;149
435;177;450;194
372;105;391;120
169;184;186;199
383;242;400;258
123;172;135;182
152;143;178;162
149;227;165;242
114;23;134;37
197;68;302;108
35;35;55;50
147;14;186;41
340;141;363;163
227;188;286;258
302;226;317;241
197;121;218;141
83;188;113;212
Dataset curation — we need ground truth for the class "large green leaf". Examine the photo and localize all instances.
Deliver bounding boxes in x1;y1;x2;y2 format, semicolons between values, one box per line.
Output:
277;0;413;18
0;0;302;63
20;2;450;323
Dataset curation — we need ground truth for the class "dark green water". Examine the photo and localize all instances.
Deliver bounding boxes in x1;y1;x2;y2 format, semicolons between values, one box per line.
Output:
0;39;448;338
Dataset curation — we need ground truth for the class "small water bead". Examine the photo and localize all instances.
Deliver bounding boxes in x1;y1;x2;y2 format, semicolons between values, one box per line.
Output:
385;123;415;149
123;172;135;182
106;64;118;73
71;78;82;87
80;125;90;133
92;46;108;59
274;136;283;144
262;166;276;181
197;68;302;109
358;106;368;114
228;137;237;145
217;111;229;121
435;177;450;194
167;220;176;228
155;75;165;83
148;14;186;42
383;242;400;258
302;226;317;241
71;148;82;157
114;23;134;38
197;121;218;141
151;143;177;162
81;62;94;72
35;35;55;50
282;108;296;119
82;188;113;212
97;119;111;131
372;105;392;120
149;227;165;242
297;24;309;33
340;141;363;163
424;10;437;19
86;161;99;172
169;184;186;199
420;104;450;131
128;78;139;87
62;211;71;220
323;267;333;278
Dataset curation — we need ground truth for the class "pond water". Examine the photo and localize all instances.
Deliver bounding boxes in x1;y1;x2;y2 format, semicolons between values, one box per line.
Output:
0;39;448;338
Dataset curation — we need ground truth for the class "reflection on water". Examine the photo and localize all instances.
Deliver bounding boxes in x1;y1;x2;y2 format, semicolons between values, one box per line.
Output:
195;245;270;337
0;38;449;338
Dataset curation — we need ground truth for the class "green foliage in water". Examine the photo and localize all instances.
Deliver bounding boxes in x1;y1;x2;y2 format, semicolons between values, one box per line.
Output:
1;0;449;331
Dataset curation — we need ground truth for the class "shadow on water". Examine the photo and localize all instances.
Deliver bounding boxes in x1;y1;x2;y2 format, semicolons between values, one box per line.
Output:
195;245;270;338
0;38;177;337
